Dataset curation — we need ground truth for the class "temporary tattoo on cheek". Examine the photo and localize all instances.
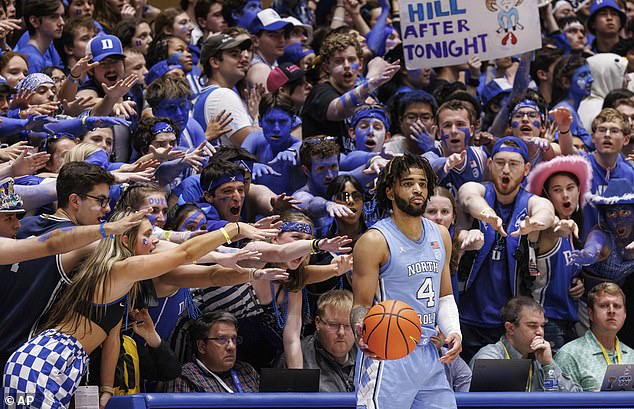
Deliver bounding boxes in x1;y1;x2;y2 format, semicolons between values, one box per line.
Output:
511;121;519;129
142;237;149;245
135;40;142;46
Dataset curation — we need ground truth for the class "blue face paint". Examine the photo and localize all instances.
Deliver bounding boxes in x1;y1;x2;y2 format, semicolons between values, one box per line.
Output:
309;155;339;196
142;237;149;246
459;127;471;145
440;129;450;146
261;108;293;152
511;121;519;129
351;63;360;71
179;211;207;232
532;121;541;128
354;118;387;153
154;97;191;130
569;65;593;101
146;213;156;224
235;0;261;27
606;205;634;240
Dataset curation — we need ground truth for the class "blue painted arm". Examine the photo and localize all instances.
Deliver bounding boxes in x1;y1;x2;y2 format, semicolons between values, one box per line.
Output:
570;229;609;266
365;0;390;57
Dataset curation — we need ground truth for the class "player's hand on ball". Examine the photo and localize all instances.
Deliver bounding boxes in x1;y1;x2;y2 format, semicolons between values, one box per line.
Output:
354;323;382;360
438;332;462;364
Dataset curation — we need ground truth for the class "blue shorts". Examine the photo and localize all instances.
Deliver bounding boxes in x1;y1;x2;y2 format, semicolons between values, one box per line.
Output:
355;338;456;409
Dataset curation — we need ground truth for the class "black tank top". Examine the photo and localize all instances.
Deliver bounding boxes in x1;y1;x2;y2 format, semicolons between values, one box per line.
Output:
84;295;128;333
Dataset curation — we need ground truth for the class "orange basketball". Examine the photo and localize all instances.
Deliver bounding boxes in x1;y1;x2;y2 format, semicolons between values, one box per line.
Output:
362;300;422;360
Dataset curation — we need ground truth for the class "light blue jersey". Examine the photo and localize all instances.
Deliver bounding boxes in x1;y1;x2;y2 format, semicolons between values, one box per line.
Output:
355;217;456;409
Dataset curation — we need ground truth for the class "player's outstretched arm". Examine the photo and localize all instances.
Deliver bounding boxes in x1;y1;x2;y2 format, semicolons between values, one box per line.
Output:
437;225;462;364
351;229;388;356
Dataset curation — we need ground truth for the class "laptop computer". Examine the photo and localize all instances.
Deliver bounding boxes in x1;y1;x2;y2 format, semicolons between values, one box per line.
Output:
259;368;321;392
601;364;634;391
470;359;532;392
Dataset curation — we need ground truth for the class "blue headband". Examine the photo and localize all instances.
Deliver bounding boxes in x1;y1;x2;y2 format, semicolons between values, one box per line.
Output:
350;107;390;130
279;221;314;235
207;173;244;192
152;121;175;135
510;99;545;123
491;136;529;162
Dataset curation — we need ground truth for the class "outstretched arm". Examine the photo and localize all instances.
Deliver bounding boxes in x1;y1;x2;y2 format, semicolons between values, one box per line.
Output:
0;211;146;265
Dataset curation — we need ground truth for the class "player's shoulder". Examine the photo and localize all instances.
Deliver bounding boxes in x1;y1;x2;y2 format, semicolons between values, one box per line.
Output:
356;228;389;252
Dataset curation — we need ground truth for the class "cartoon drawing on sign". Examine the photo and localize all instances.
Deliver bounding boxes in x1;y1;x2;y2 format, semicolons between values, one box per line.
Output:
486;0;524;45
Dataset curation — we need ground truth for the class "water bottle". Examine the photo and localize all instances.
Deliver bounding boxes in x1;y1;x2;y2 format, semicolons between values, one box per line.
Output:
543;368;559;392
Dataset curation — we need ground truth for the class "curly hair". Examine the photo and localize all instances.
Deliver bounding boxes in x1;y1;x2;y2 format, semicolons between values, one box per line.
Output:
591;108;629;135
132;116;181;155
375;153;437;213
299;136;340;169
319;32;363;63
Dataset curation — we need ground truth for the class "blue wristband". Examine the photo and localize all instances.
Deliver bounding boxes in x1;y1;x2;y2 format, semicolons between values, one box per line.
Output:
100;223;114;239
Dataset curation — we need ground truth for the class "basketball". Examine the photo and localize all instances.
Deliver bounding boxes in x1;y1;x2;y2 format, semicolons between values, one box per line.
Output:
362;300;422;360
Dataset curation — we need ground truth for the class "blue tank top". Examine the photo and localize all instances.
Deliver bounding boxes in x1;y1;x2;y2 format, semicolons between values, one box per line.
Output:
535;237;579;321
371;217;445;337
439;146;487;197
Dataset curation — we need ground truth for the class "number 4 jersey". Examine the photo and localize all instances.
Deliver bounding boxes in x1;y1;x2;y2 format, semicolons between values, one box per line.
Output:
371;217;445;336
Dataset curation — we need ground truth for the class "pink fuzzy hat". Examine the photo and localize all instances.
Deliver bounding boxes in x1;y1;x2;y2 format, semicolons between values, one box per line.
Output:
526;156;593;207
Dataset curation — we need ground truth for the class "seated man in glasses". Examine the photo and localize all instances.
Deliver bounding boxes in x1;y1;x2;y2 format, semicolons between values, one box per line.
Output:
278;289;357;392
167;310;259;393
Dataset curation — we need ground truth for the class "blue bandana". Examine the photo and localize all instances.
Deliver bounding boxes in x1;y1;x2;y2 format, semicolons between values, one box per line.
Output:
350;106;390;131
510;99;545;123
16;73;54;93
207;173;244;193
151;121;176;136
279;221;314;235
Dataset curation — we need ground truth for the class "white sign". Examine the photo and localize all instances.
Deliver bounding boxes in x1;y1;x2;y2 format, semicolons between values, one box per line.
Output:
398;0;542;69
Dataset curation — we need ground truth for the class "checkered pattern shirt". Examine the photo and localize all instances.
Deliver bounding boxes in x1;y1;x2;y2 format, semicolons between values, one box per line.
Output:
166;360;259;393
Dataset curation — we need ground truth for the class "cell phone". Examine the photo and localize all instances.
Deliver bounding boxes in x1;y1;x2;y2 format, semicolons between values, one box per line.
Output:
123;320;145;331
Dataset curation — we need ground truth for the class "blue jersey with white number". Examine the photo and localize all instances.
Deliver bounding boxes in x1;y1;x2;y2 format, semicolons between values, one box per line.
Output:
371;217;445;334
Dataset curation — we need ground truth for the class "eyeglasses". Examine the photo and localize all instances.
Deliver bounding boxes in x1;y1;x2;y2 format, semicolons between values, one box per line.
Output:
403;112;433;123
334;191;363;202
320;320;353;332
83;194;110;208
511;110;540;120
492;159;524;171
205;336;243;345
595;127;623;136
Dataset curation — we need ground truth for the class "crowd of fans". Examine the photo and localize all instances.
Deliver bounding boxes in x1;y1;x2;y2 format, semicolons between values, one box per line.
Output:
2;0;634;405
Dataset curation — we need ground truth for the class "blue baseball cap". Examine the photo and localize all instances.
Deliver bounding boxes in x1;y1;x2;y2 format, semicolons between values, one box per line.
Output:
480;78;512;108
145;60;184;86
588;0;626;34
89;34;126;62
248;9;292;35
491;136;529;162
279;43;314;65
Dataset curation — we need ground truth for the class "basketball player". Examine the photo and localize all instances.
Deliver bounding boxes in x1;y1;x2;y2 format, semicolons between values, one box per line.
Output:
351;154;462;409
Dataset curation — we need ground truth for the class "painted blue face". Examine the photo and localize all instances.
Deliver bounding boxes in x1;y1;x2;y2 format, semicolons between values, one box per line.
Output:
354;118;387;153
569;65;593;100
154;97;191;130
261;108;293;151
309;155;339;196
605;204;634;240
235;0;261;28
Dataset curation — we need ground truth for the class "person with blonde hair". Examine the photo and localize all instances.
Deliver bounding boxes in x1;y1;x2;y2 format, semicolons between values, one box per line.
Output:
556;282;634;391
3;214;274;408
